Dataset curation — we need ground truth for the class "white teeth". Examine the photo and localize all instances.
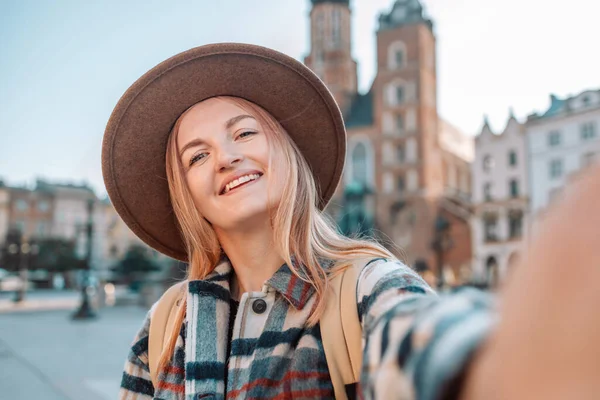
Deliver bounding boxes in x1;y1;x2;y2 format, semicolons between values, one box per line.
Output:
224;174;260;194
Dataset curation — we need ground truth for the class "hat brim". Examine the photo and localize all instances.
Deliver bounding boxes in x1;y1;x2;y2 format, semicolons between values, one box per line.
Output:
102;43;346;262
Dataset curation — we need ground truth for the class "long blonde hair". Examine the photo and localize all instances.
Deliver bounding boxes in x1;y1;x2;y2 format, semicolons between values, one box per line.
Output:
159;96;393;373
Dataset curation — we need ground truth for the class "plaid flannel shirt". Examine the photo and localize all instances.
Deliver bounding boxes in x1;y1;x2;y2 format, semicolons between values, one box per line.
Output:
120;257;494;400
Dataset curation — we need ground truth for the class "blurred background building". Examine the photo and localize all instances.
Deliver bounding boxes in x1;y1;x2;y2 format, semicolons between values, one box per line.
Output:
526;90;600;221
0;179;174;289
471;113;529;287
1;0;598;292
306;0;474;286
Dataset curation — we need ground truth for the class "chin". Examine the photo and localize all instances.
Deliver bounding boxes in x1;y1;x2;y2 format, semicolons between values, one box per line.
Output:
215;202;272;230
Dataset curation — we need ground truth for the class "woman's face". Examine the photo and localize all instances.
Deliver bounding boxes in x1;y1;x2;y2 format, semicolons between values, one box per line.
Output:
177;98;285;230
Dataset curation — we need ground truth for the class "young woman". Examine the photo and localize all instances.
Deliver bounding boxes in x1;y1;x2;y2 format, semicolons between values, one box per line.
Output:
103;44;600;399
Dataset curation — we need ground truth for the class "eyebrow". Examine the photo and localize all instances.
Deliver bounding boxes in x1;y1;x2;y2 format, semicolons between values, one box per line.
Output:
179;114;256;158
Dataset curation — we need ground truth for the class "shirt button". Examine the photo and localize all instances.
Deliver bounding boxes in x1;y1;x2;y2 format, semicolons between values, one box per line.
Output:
196;394;215;399
252;299;267;314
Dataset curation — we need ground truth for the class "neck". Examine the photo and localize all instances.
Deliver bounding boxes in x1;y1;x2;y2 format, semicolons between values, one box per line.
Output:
215;219;284;300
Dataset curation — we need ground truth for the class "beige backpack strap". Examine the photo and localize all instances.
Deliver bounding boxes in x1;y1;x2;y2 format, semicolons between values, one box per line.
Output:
320;258;365;400
149;281;187;388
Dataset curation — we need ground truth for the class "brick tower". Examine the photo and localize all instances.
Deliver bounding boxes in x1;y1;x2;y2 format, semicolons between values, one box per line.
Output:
304;0;358;115
369;0;445;266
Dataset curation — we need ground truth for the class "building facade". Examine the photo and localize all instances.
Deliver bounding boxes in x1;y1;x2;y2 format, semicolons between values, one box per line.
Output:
471;114;529;286
0;179;173;281
306;0;474;283
526;89;600;221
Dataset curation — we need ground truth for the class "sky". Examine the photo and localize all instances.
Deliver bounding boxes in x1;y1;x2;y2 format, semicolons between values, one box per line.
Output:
1;0;599;196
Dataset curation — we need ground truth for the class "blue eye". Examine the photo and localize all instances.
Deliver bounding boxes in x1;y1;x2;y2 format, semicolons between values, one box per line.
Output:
238;131;256;139
189;152;207;166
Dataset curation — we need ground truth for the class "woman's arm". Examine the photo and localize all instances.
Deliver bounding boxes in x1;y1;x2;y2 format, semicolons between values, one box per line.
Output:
358;258;496;400
119;309;155;399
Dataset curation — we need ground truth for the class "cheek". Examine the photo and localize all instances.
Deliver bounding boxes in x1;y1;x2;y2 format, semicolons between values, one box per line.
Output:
185;169;213;206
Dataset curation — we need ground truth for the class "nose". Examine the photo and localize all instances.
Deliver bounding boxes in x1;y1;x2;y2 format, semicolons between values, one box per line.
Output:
215;147;243;172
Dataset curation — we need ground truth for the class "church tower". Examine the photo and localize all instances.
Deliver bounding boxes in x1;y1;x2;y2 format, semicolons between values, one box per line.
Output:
372;0;442;265
304;0;358;115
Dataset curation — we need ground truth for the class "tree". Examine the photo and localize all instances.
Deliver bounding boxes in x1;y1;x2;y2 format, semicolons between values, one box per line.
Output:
30;238;81;272
1;229;23;272
111;244;161;288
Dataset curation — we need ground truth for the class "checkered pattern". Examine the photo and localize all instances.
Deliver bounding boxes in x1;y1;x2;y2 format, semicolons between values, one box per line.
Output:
119;257;494;400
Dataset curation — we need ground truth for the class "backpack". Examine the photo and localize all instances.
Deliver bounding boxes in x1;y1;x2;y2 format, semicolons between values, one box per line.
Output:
148;259;364;400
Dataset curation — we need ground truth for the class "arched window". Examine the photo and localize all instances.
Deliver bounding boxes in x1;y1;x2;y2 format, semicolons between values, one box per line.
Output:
407;169;418;191
385;81;405;106
332;8;341;48
352;143;367;184
388;41;407;70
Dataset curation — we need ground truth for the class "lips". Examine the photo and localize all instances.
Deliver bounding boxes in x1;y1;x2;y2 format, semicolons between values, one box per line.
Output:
220;172;263;195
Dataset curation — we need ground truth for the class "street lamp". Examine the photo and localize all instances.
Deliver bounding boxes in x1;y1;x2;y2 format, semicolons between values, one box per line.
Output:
432;215;452;290
72;198;97;320
11;236;38;303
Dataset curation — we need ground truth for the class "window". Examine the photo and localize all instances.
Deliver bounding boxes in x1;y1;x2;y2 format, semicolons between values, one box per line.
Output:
395;50;404;67
406;138;417;162
15;199;28;211
315;14;324;39
352;143;367;184
582;96;591;107
484;182;492;201
397;176;405;192
581;122;597;140
37;200;50;212
388;41;407;70
407;169;418;191
484;215;498;242
483;155;494;172
548;131;561;147
383;173;394;193
396;87;405;104
386;83;405;106
509;179;519;198
396;114;404;132
549;159;563;179
396;144;405;162
508;210;523;239
332;8;341;48
509;150;517;167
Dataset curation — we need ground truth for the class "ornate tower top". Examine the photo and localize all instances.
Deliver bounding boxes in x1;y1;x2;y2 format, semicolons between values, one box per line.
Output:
378;0;433;31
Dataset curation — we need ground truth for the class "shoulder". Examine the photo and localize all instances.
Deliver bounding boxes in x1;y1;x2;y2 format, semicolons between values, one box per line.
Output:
353;256;434;298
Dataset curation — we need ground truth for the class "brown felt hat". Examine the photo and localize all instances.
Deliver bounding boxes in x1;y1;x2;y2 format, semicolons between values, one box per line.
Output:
102;43;346;262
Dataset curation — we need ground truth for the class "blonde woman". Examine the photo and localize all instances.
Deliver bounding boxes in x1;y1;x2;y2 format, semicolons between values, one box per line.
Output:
103;44;600;400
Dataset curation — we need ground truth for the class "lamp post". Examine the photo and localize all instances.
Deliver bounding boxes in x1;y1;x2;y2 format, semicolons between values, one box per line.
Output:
432;215;452;290
72;198;97;320
11;235;38;303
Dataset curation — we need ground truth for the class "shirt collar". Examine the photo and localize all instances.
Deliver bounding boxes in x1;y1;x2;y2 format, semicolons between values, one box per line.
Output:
200;255;332;310
266;258;333;310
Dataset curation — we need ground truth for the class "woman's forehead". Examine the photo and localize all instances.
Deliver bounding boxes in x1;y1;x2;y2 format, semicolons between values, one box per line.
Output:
177;98;256;143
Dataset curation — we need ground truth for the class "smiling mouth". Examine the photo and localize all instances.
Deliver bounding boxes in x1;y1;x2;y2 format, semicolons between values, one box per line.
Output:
220;173;263;195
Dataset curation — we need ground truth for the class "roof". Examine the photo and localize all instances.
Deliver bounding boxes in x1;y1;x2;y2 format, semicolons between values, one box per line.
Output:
344;91;373;128
378;0;433;32
542;94;566;118
528;88;600;122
